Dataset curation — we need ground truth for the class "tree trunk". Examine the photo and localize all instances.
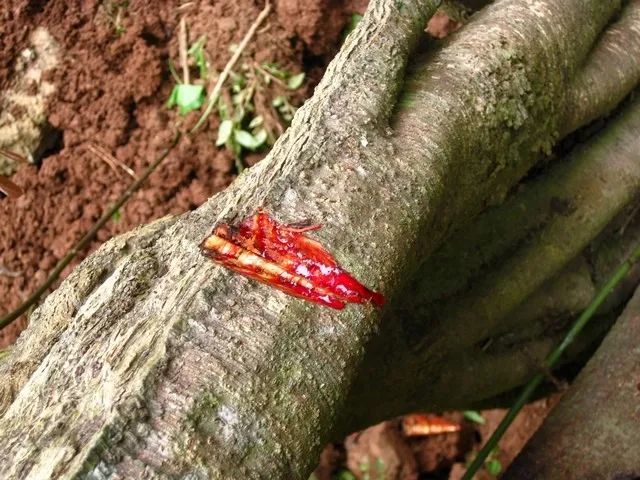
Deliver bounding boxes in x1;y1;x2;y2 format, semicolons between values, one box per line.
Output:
0;0;637;478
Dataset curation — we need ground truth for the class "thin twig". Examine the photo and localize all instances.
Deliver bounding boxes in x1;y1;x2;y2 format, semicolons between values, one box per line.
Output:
191;1;271;133
178;17;190;85
0;132;181;331
0;148;28;165
87;143;137;179
177;2;195;12
0;149;26;198
253;62;289;88
462;240;640;479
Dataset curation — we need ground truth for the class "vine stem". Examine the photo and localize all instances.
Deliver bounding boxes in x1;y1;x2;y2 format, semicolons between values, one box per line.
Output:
462;240;640;479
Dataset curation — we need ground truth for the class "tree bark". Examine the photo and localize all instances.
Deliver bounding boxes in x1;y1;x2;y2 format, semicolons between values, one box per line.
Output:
340;93;640;431
504;283;640;479
0;0;635;478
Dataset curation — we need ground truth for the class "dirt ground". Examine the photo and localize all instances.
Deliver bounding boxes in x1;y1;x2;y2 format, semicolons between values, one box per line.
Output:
0;1;555;478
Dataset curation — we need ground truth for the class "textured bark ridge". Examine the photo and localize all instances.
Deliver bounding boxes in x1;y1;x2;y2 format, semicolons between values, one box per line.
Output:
0;0;638;478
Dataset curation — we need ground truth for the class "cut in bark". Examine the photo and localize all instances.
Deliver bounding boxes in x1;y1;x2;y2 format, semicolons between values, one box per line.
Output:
0;0;637;478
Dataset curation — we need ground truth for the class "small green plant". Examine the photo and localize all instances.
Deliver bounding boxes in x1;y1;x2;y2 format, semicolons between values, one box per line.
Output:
215;60;305;172
359;457;371;480
271;95;298;124
167;35;209;115
374;457;386;479
188;36;208;79
485;457;502;476
354;456;385;480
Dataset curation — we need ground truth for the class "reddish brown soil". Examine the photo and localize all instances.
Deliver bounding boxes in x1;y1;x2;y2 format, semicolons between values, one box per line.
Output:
0;0;364;347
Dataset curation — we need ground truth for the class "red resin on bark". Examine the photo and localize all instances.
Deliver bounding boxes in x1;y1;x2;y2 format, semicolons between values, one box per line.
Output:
200;210;384;309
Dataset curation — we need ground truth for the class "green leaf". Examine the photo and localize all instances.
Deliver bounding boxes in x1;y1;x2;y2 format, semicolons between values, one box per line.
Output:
347;14;363;34
234;129;264;151
248;115;263;129
341;13;363;42
230;71;245;91
166;86;178;109
485;459;502;476
463;410;486;425
287;72;305;90
253;128;268;147
216;120;234;146
232;106;246;124
167;84;205;115
272;96;286;108
232;92;244;105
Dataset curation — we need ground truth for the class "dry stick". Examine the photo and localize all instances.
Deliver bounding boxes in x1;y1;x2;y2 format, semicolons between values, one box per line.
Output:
178;17;190;85
0;149;26;198
461;240;640;480
191;1;272;133
0;177;23;198
0;132;181;331
87;143;137;179
0;148;27;165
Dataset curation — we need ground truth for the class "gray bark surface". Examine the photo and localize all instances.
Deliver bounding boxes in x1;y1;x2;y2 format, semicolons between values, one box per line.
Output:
0;0;636;478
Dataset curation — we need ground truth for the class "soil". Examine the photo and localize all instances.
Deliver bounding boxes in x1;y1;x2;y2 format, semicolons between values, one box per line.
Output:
0;2;558;478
